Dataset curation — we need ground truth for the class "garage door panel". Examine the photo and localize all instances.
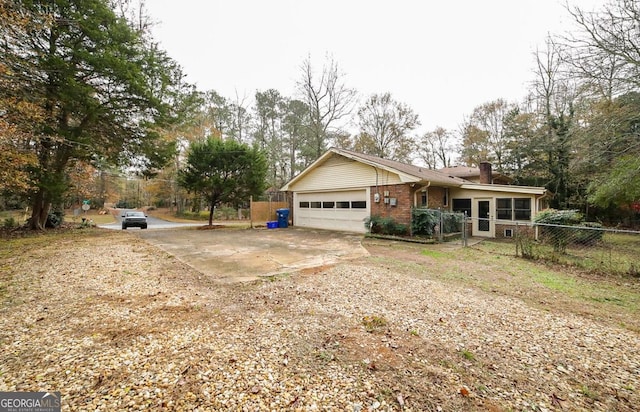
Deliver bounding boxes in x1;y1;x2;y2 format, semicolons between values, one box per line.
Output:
294;190;369;233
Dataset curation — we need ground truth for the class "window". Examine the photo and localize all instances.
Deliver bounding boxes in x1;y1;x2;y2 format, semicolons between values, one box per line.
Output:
514;198;531;220
452;199;471;216
310;201;321;208
336;201;350;209
419;191;428;207
351;201;367;209
443;188;449;207
323;201;335;208
494;197;531;220
496;198;512;220
299;201;309;208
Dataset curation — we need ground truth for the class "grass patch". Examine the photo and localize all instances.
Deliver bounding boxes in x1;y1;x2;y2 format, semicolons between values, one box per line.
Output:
363;238;640;332
362;315;388;332
421;249;447;258
460;349;475;361
531;269;577;293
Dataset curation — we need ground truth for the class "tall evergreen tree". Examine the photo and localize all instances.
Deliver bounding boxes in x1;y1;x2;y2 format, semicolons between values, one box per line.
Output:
0;0;187;228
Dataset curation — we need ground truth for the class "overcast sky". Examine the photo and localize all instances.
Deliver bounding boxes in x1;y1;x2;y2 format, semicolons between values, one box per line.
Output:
145;0;602;134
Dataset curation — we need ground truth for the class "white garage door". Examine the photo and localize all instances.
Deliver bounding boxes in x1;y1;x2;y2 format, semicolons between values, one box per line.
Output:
294;189;369;233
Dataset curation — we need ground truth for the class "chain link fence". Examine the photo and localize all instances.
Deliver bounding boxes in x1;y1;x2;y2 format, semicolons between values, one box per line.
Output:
411;209;466;242
451;217;639;276
507;222;640;276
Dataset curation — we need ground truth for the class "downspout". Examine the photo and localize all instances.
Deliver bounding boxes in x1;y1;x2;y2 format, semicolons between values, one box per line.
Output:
415;181;431;208
533;191;550;240
370;166;379;232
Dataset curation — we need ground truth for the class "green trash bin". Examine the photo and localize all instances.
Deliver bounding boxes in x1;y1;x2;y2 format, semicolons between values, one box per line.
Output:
276;208;289;228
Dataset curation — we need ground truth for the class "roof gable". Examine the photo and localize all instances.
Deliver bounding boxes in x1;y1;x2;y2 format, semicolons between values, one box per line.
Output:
281;148;467;191
281;148;546;196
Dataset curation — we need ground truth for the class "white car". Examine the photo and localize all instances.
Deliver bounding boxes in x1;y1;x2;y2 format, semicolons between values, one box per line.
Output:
121;211;148;229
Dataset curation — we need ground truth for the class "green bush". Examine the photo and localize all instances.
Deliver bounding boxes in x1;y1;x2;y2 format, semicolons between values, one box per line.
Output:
442;212;463;233
572;222;604;245
534;209;583;225
412;209;463;236
45;210;64;228
365;215;408;236
2;217;17;229
411;209;439;236
534;209;604;252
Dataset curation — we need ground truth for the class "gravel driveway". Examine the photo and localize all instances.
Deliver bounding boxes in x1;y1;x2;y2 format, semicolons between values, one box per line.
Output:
1;229;639;411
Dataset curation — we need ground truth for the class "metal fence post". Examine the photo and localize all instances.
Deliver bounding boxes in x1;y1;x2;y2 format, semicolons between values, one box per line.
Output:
463;212;468;247
515;222;519;257
439;208;444;243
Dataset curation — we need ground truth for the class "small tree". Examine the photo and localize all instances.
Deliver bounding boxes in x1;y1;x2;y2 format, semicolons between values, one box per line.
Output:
178;138;267;226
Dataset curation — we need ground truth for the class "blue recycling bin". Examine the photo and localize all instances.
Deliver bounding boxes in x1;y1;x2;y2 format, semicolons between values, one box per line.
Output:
276;208;289;228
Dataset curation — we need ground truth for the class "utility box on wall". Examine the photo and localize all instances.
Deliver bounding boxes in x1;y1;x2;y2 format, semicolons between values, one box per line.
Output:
390;198;397;206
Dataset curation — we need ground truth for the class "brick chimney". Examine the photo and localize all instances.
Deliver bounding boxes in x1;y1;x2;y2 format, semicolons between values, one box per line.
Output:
479;161;492;184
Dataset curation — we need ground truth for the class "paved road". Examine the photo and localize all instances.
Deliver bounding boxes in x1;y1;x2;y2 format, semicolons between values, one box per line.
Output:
99;209;202;230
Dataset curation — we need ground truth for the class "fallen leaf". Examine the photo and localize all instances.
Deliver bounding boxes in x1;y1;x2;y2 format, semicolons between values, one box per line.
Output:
459;386;470;397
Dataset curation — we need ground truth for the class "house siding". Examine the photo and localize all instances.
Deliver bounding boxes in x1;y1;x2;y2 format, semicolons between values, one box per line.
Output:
369;184;413;228
288;155;403;192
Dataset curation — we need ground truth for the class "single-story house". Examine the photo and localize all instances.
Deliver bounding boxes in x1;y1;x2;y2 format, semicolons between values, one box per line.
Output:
280;147;549;237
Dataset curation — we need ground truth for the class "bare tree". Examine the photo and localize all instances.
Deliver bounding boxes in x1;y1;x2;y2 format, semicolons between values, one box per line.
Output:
354;92;420;162
566;0;640;94
297;55;357;164
532;39;577;208
458;99;513;171
419;127;454;169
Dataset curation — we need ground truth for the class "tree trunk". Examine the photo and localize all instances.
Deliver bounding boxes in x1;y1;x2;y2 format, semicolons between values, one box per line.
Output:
29;189;50;230
208;200;215;226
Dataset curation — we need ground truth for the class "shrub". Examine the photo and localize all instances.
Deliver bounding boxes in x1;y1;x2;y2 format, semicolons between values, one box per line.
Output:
45;209;64;228
412;209;463;237
365;215;408;236
442;212;463;233
572;222;604;245
515;225;536;259
411;209;439;236
534;209;604;252
2;217;17;229
534;209;583;225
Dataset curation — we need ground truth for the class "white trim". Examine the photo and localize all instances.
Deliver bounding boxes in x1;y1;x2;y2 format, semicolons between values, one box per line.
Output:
460;183;546;195
473;198;495;237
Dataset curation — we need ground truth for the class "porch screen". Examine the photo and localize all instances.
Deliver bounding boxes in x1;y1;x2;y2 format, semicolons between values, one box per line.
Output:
452;199;471;217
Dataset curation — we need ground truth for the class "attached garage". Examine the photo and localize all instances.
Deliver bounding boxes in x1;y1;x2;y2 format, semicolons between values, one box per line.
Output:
294;189;370;233
281;148;420;234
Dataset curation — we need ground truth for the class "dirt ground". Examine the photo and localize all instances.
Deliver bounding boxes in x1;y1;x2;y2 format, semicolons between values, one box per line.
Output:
1;228;639;411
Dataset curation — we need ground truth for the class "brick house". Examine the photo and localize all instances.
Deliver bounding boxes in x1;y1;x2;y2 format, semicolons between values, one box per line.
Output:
280;147;549;237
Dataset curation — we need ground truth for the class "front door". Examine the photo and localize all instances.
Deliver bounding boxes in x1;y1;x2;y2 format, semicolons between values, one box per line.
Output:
473;199;494;237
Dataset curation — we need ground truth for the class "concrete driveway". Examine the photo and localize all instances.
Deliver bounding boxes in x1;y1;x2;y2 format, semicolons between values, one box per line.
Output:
136;227;368;283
